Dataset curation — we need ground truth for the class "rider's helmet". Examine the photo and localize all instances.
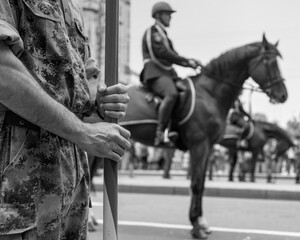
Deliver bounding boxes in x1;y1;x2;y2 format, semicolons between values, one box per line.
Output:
152;2;176;18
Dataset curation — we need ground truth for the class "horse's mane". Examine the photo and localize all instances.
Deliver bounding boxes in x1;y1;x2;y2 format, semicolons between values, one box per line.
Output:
204;41;281;78
255;120;293;145
205;42;261;76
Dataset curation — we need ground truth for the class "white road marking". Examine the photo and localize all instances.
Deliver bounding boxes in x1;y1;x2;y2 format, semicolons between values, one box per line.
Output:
93;201;300;237
95;219;300;237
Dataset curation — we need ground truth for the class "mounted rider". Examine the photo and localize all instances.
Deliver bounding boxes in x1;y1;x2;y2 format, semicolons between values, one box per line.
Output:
227;98;252;147
140;1;200;146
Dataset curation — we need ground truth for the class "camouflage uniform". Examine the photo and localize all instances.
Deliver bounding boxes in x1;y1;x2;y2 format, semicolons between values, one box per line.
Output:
0;0;93;239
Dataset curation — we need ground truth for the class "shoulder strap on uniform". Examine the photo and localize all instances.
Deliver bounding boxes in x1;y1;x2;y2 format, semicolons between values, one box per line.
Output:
146;26;173;71
154;24;172;51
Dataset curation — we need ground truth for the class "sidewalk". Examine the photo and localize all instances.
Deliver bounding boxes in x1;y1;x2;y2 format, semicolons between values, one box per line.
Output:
92;170;300;201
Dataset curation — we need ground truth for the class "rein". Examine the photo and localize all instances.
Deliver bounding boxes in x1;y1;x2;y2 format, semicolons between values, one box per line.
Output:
198;64;262;93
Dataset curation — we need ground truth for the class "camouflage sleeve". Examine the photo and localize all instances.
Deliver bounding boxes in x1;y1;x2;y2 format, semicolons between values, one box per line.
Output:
151;27;189;67
0;0;24;57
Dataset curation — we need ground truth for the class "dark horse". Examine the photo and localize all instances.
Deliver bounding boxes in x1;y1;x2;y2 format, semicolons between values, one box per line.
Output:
120;35;287;239
221;120;294;182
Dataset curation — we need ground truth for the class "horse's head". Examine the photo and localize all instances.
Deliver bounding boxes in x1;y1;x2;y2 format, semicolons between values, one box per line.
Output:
248;34;288;103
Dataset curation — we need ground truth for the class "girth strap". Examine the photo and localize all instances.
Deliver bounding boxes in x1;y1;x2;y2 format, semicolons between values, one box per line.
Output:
178;77;195;126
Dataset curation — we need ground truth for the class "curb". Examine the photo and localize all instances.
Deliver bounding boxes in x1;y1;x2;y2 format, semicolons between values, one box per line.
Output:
92;174;300;201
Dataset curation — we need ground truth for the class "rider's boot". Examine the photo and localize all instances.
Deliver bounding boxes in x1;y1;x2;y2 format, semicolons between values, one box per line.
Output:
155;94;177;147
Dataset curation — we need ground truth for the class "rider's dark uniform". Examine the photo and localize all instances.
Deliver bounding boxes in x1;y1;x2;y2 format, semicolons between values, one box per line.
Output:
140;22;193;145
140;22;191;85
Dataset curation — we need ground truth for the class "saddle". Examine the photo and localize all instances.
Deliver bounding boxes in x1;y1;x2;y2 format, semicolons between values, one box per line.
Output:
223;120;254;145
144;79;188;111
120;77;194;150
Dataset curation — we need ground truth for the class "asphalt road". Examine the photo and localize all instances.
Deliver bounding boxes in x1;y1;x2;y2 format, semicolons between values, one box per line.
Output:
88;192;300;240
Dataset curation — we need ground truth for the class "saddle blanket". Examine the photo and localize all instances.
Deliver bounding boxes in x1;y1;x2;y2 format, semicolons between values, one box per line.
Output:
119;86;158;126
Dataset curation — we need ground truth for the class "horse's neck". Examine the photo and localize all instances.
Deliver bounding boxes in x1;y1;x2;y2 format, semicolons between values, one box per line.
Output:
260;122;292;144
194;72;247;114
198;43;261;113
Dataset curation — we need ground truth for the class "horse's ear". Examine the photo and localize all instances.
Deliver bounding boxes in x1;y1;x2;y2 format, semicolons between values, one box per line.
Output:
262;33;270;50
262;33;268;44
274;40;282;58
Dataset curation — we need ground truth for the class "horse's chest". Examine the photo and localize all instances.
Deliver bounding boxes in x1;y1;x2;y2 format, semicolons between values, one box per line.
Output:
195;98;224;130
186;105;224;142
206;117;223;135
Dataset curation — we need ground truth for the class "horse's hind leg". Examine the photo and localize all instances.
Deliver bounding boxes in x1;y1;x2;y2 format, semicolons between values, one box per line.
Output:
228;149;237;181
295;160;300;184
162;148;175;179
189;142;212;239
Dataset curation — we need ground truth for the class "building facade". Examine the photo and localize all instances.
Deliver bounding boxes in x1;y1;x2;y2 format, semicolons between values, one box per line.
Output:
79;0;131;85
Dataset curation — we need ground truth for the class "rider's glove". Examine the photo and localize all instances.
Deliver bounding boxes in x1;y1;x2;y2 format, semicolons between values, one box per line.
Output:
188;59;203;69
187;59;198;69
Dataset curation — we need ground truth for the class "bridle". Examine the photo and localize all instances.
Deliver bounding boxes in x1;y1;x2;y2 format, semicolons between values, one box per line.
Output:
248;49;285;93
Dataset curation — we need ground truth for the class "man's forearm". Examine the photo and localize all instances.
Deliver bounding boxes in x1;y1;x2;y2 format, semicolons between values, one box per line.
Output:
0;41;85;144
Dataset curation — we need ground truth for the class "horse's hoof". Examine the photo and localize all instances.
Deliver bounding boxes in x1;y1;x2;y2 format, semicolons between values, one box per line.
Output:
88;222;97;232
92;216;99;226
190;228;208;239
200;224;212;234
162;174;170;179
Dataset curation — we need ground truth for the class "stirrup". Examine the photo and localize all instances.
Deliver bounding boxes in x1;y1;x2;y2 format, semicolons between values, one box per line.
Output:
168;131;179;143
239;139;248;148
154;134;175;148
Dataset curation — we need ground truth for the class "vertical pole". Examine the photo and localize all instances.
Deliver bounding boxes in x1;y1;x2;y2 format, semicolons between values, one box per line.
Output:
104;0;119;240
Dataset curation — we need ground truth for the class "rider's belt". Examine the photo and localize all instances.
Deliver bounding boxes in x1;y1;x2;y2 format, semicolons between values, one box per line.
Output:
4;111;40;132
143;58;173;71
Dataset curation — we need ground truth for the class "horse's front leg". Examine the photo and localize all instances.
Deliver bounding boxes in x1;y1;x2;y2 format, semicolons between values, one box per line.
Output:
249;152;258;182
162;149;174;179
189;142;212;239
